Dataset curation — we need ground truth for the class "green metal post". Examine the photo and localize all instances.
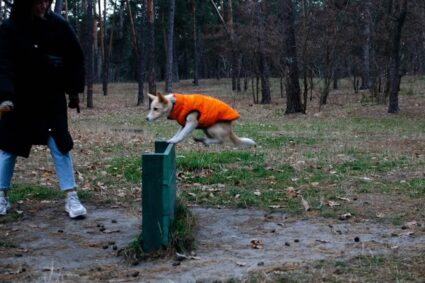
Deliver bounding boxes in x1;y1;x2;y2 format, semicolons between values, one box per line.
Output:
142;141;176;252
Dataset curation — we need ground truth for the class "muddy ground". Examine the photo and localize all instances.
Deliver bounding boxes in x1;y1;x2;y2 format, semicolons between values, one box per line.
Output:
1;202;424;282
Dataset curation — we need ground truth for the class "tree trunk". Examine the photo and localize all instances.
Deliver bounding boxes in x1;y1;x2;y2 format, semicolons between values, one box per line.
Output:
300;0;311;113
126;0;139;60
191;0;199;86
101;0;111;96
282;0;302;114
227;0;238;92
360;0;371;90
332;66;338;90
260;57;271;104
320;45;332;106
146;0;156;96
256;2;271;104
117;0;125;40
172;40;179;83
388;0;407;113
85;0;94;108
93;12;99;82
125;0;144;105
165;0;176;93
137;1;147;105
209;0;239;91
96;0;103;83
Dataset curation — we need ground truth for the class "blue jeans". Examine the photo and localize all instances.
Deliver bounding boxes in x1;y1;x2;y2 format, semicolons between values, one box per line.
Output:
0;136;77;191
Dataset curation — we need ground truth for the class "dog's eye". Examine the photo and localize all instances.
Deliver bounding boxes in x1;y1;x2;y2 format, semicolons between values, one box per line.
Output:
153;107;159;111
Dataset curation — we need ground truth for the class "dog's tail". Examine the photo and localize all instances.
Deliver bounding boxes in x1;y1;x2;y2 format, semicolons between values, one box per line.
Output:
229;131;256;147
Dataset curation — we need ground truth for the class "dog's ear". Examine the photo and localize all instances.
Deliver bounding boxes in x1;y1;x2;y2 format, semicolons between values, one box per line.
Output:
157;92;168;104
147;93;157;101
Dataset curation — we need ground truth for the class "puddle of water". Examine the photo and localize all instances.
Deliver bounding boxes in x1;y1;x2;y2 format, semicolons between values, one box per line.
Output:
0;206;423;282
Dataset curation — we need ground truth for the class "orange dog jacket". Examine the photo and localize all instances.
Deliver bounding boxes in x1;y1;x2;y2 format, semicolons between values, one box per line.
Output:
168;94;240;129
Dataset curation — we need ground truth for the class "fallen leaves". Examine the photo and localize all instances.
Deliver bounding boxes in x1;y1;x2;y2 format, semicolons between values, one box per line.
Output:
250;239;264;249
285;187;299;198
327;201;340;207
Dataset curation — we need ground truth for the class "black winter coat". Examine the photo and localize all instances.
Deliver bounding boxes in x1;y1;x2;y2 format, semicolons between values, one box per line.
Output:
0;12;85;157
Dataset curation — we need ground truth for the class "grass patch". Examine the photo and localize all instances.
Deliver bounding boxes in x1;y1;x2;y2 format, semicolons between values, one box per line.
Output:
170;199;197;253
381;216;403;226
334;155;412;175
353;178;425;199
256;251;425;283
400;178;425;197
107;156;141;183
103;143;423;219
8;184;64;203
177;151;261;171
121;198;196;262
233;123;280;133
257;135;319;148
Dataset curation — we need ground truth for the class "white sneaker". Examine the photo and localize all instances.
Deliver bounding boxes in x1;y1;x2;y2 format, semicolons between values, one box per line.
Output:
65;191;87;218
0;191;11;216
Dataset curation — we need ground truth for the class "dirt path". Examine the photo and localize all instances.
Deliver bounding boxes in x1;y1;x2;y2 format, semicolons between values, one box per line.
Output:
1;204;424;282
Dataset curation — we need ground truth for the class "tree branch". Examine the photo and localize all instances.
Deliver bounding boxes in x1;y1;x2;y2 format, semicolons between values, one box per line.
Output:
209;0;230;38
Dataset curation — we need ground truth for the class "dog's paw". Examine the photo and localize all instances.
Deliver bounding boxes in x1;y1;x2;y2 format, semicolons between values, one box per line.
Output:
193;137;205;143
193;137;210;147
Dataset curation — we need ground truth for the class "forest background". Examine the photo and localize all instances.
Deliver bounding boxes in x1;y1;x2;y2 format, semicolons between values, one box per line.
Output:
1;1;425;281
1;0;421;113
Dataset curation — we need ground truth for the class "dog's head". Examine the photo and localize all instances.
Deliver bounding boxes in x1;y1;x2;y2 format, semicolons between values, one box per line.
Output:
146;92;171;122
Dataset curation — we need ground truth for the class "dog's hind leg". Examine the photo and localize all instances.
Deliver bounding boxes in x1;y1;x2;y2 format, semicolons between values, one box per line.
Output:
193;125;224;145
199;123;232;145
193;129;219;145
193;136;221;145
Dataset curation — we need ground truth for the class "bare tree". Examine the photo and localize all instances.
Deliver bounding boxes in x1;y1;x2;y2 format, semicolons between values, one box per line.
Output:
209;0;240;91
282;0;302;114
125;0;144;105
191;0;199;86
165;0;176;93
256;2;271;104
85;0;94;108
360;0;372;89
100;0;108;96
227;0;240;92
146;0;156;95
387;0;407;113
300;0;313;113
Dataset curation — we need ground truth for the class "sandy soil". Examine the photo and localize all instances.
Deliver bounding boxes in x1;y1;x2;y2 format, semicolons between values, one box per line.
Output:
1;203;424;282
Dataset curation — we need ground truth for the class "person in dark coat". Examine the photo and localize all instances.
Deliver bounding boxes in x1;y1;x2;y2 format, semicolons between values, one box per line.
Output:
0;0;87;218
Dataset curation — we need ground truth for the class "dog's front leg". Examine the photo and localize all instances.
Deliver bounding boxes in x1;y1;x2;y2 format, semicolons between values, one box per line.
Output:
168;112;199;144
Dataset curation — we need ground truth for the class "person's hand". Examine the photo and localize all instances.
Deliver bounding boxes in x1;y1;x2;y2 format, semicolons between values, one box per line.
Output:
68;94;80;113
